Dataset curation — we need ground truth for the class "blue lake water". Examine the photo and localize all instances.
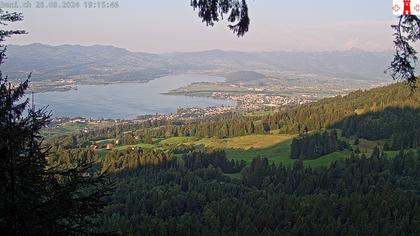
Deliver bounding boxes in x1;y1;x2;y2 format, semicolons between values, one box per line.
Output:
33;74;235;119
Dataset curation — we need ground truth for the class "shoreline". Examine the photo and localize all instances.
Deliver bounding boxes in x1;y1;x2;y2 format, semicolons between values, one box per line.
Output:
30;79;154;94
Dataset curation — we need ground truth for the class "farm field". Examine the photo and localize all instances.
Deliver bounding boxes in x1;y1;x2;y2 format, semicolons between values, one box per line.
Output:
226;139;293;165
226;141;352;167
42;122;90;138
192;134;293;150
94;133;403;168
158;134;293;150
42;120;117;138
159;137;196;146
96;143;156;158
162;134;355;167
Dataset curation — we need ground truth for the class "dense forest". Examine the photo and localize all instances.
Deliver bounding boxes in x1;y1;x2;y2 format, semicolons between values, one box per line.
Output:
290;130;348;160
338;107;420;149
98;149;420;235
102;148;177;173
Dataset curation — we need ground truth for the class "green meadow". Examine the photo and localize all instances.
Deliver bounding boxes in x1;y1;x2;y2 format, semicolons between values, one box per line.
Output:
94;133;400;168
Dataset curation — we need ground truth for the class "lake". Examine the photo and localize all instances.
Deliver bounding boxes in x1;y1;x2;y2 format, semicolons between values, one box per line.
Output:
33;74;235;119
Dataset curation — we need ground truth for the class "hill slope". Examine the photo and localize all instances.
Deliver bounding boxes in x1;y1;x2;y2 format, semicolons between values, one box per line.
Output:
5;44;394;83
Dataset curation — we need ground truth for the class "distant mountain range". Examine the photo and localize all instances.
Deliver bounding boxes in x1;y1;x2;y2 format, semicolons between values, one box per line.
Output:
3;43;395;83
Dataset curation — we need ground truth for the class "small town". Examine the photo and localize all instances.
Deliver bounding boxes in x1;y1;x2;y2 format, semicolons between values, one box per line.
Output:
48;93;314;133
212;93;313;109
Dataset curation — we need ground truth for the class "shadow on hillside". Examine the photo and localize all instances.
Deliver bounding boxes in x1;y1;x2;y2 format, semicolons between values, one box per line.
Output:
331;107;420;147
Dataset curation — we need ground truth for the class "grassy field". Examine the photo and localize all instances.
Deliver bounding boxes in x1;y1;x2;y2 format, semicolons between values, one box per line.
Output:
42;120;116;139
96;143;156;158
226;139;293;165
244;110;277;117
95;138;116;146
95;134;353;167
304;151;351;168
94;132;402;168
42;122;88;138
113;143;156;150
159;137;196;146
385;150;401;158
356;139;385;153
193;134;293;150
156;135;325;167
226;140;351;167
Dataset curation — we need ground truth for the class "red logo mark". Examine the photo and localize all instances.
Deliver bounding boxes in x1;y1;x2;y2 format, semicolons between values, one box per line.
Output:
393;4;401;12
404;0;411;15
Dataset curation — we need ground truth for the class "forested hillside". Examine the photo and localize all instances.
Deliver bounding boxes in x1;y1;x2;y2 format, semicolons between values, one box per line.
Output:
264;82;420;133
49;82;419;148
99;150;420;235
45;82;420;235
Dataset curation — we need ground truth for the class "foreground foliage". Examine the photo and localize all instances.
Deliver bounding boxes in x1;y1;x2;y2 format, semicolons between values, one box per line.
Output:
0;14;112;233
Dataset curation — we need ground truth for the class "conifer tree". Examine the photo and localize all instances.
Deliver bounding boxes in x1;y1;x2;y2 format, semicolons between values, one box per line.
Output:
0;9;112;235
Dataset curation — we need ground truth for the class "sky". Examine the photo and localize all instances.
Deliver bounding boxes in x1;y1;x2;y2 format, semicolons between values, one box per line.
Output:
5;0;399;53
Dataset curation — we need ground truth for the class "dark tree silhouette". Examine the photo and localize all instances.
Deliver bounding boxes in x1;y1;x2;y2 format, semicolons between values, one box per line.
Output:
190;0;249;36
0;10;26;64
0;9;112;235
190;2;419;85
388;15;420;88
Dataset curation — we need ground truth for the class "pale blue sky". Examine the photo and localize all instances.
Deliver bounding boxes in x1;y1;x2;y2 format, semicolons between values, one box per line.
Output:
7;0;397;53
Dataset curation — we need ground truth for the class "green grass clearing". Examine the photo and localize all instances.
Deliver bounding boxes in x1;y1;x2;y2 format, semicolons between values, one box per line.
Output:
95;138;116;146
159;137;197;146
158;134;352;168
193;134;294;150
226;139;293;165
226;140;351;168
244;110;277;117
95;143;157;158
42;122;88;138
303;151;352;168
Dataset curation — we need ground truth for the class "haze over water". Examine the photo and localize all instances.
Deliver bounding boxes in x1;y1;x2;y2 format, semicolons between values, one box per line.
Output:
33;74;235;119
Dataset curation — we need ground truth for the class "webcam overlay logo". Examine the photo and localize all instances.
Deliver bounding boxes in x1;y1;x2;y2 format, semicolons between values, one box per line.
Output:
393;0;420;15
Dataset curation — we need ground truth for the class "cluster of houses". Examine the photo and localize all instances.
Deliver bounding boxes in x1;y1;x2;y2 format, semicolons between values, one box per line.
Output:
212;93;313;109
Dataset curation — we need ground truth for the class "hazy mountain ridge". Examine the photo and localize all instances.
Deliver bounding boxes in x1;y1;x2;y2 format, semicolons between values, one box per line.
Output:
4;43;394;83
4;44;167;82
